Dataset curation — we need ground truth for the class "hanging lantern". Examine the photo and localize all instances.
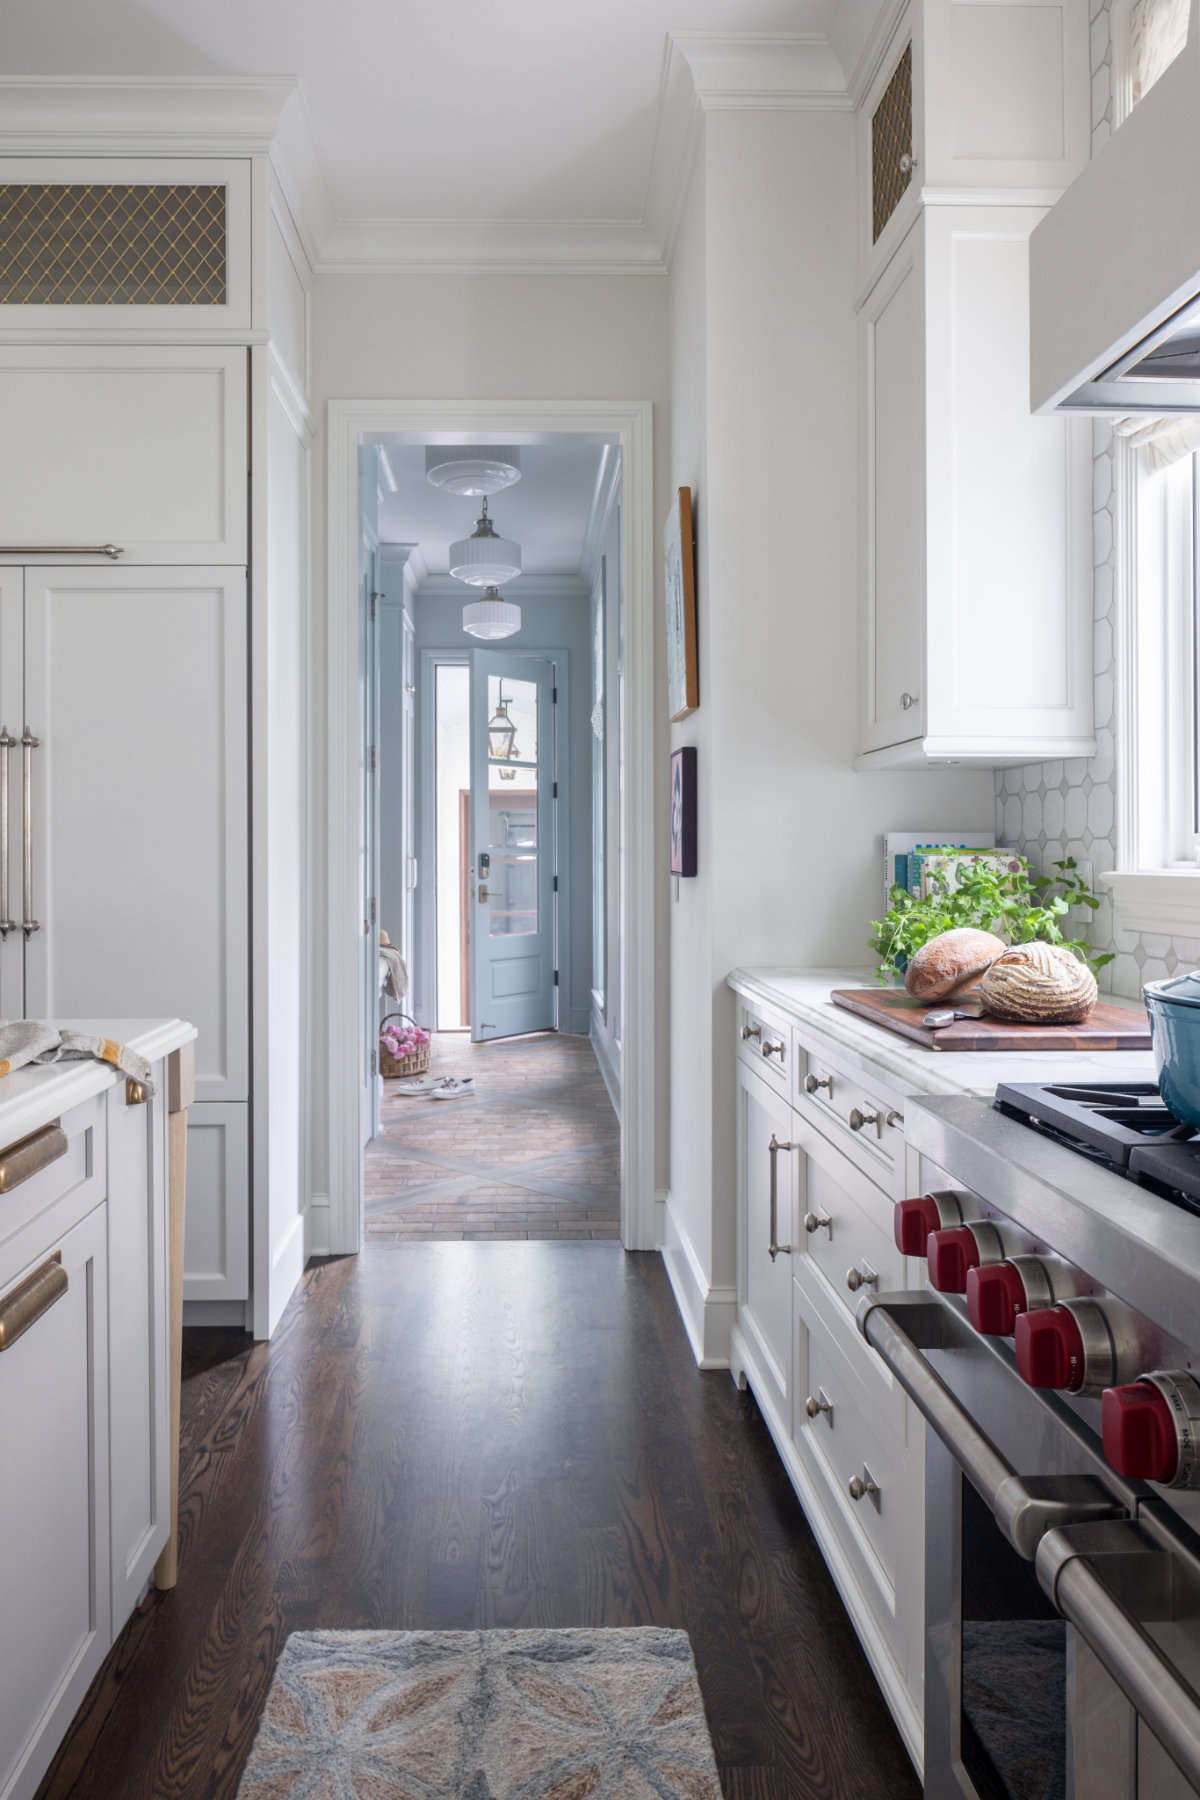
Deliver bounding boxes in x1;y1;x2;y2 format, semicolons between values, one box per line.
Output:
487;693;518;763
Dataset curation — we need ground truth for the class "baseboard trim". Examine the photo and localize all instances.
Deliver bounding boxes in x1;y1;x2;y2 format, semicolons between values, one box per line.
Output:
568;1006;591;1035
660;1191;737;1369
182;1300;250;1329
729;1323;924;1779
305;1193;331;1259
589;1007;621;1119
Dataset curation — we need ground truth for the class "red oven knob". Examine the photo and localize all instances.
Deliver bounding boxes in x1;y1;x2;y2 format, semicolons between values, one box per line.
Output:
1102;1383;1179;1482
1016;1305;1086;1390
967;1261;1029;1335
927;1220;1004;1293
1102;1372;1200;1488
893;1191;964;1256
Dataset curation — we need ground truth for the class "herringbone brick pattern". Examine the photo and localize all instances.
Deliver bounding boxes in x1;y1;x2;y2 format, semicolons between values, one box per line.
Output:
365;1032;620;1242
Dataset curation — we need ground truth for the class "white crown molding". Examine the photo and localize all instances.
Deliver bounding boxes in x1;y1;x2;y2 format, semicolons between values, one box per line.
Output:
269;86;337;276
313;215;664;275
0;76;296;154
831;0;910;109
417;572;590;601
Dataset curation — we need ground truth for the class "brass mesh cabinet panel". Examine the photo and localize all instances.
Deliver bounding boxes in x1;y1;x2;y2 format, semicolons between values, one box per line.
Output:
0;184;226;305
872;46;913;243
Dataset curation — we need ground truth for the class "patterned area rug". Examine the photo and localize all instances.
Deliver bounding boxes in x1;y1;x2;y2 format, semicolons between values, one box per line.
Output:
236;1627;723;1799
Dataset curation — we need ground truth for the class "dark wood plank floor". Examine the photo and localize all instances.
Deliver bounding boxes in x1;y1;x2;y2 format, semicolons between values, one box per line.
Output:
37;1244;922;1800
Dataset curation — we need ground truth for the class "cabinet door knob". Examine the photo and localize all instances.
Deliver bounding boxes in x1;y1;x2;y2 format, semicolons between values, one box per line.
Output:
846;1262;878;1293
805;1389;833;1423
899;692;919;710
762;1038;785;1062
741;1022;761;1043
804;1073;832;1095
848;1107;882;1137
804;1208;833;1239
848;1466;881;1508
898;152;917;176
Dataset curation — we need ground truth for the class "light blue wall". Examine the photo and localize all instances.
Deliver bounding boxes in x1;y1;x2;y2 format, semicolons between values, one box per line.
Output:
410;585;594;1034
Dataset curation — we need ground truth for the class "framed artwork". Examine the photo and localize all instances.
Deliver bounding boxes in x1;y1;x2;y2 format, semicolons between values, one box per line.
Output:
665;486;698;722
669;746;697;877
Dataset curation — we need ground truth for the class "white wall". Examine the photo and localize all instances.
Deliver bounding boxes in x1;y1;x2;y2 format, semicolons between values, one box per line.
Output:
308;273;672;1207
664;107;996;1364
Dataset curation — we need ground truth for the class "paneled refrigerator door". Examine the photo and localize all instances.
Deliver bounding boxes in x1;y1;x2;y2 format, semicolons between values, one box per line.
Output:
0;570;23;1022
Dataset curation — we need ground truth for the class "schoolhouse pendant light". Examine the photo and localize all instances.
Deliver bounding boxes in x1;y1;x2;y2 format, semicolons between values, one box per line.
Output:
425;445;522;496
487;689;518;761
462;585;521;640
448;496;522;587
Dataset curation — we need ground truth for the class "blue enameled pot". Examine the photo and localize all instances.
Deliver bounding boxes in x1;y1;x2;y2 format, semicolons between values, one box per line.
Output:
1144;970;1200;1129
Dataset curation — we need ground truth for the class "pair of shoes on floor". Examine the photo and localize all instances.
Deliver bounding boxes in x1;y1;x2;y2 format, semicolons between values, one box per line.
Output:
392;1075;475;1100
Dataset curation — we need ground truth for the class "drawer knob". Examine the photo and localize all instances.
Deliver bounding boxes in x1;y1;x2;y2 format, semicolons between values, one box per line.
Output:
804;1073;832;1095
899;692;919;710
804;1208;833;1239
762;1038;785;1062
846;1263;878;1293
805;1389;833;1424
848;1106;883;1139
740;1022;761;1043
848;1466;881;1509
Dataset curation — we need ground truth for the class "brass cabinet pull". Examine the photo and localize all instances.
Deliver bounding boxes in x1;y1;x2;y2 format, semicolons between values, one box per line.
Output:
0;1120;67;1193
126;1078;151;1106
0;544;123;560
767;1134;795;1261
0;1251;67;1351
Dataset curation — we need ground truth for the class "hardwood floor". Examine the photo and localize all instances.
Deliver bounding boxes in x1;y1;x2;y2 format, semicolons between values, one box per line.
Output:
366;1031;620;1241
37;1244;921;1800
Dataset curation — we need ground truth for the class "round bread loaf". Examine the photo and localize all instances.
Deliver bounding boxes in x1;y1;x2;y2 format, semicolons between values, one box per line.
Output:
905;928;1007;1001
978;942;1098;1023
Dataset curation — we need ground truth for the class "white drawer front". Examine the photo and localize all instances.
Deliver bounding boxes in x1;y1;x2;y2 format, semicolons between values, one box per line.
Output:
798;1130;908;1332
735;997;790;1095
793;1035;905;1187
0;1091;105;1254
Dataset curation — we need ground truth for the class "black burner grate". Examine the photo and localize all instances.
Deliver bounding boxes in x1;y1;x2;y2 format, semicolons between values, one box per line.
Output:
995;1080;1200;1215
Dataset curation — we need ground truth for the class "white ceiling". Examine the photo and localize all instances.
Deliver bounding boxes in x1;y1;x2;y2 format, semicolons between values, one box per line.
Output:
0;0;889;269
376;443;607;580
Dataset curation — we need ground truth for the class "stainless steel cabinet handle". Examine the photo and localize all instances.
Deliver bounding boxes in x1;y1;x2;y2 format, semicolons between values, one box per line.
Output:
805;1389;833;1424
848;1466;881;1509
846;1262;878;1293
762;1038;785;1061
804;1208;833;1239
804;1072;832;1095
0;544;123;560
899;692;918;710
21;728;38;937
740;1022;761;1043
0;1120;67;1193
848;1106;883;1138
0;1251;67;1351
0;727;13;938
767;1134;795;1261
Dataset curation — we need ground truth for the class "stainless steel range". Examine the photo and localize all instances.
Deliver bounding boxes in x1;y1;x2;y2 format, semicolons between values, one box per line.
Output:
858;1079;1200;1800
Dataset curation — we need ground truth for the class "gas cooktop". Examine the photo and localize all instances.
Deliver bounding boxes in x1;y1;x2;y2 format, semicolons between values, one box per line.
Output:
994;1080;1200;1217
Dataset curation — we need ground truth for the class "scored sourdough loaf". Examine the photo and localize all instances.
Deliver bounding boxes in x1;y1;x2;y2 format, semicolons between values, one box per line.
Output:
904;928;1007;1001
979;942;1098;1024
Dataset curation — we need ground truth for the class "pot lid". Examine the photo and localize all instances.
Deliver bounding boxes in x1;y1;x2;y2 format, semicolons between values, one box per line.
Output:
1144;970;1200;1009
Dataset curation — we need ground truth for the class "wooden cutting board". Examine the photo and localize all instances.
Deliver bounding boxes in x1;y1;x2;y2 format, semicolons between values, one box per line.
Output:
831;987;1152;1052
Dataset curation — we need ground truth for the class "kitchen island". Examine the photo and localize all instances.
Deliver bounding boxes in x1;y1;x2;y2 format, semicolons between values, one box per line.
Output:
716;967;1153;1773
0;1018;195;1800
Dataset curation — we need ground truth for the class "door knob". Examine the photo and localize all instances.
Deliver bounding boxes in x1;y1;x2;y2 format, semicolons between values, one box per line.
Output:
899;692;919;710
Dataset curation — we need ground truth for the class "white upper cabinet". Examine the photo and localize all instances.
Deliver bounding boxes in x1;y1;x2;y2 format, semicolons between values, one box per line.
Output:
0;346;247;565
857;3;1095;769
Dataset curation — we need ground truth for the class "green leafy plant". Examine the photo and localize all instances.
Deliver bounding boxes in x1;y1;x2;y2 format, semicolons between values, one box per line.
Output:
868;855;1114;985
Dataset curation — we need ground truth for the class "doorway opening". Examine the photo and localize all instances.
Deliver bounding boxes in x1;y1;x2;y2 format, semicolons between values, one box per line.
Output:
355;429;628;1245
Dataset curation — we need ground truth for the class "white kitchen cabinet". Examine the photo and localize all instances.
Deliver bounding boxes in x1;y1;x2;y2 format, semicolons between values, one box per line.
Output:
0;1196;110;1800
0;568;250;1304
735;1058;797;1429
858;205;1094;768
0;346;247;565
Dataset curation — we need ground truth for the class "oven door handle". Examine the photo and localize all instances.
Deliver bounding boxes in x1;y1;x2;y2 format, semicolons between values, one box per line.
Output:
1039;1519;1200;1794
856;1292;1123;1559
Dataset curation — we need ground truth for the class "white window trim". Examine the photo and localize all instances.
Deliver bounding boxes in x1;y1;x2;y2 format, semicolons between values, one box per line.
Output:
1102;438;1200;934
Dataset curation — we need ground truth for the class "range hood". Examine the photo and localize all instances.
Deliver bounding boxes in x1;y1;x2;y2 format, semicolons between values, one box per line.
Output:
1030;0;1200;413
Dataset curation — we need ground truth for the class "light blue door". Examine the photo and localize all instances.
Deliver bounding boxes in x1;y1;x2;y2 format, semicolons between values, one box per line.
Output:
469;651;556;1042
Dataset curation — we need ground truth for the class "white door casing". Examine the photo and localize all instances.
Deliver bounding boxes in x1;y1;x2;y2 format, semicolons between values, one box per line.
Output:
0;570;24;1021
469;650;556;1043
325;399;655;1255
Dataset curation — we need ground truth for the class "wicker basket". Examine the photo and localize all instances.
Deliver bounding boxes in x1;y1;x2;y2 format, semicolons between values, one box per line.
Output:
379;1012;431;1079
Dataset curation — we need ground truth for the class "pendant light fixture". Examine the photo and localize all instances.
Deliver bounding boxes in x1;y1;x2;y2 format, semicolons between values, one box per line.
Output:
487;686;518;762
461;584;521;640
448;496;522;587
425;445;522;496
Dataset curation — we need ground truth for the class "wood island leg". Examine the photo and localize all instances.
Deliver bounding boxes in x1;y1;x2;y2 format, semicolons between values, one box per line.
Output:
155;1040;194;1591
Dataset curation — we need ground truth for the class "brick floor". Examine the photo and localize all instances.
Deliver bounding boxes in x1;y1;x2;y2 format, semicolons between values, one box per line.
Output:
364;1031;620;1243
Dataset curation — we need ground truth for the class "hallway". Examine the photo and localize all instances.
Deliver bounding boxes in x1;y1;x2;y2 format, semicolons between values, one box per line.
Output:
366;1032;620;1241
36;1244;921;1800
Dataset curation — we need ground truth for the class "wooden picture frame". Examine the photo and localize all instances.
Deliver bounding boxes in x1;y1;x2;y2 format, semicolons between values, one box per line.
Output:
669;746;697;877
665;486;698;721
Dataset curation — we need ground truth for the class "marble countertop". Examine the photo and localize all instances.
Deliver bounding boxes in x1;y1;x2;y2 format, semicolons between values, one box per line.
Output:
0;1018;196;1146
727;967;1156;1099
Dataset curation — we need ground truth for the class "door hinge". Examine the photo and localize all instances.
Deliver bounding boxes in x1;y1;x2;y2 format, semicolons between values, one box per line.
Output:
370;591;380;621
552;875;558;892
553;970;559;986
370;897;377;926
552;685;558;704
369;744;377;774
553;781;558;799
371;1048;378;1077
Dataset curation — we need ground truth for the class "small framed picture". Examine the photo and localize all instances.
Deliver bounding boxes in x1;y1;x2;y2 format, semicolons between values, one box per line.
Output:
669;746;697;877
665;486;698;722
